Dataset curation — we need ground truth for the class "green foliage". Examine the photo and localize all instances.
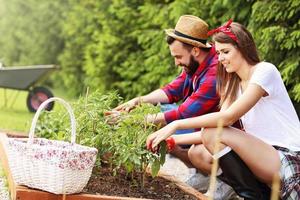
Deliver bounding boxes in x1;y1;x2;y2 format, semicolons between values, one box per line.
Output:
58;0;108;96
0;0;67;65
249;0;300;101
151;140;167;177
206;0;254;27
35;91;166;186
0;0;298;104
35;91;121;151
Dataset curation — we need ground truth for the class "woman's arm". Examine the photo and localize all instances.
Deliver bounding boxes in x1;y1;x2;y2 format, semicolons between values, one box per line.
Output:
172;131;203;145
147;83;265;149
177;84;265;129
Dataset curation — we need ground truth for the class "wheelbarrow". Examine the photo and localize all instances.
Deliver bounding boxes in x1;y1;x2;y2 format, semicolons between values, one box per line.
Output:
0;64;58;112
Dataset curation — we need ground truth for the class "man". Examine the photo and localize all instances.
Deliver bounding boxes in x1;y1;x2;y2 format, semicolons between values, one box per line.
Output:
106;15;235;199
108;15;218;163
110;15;218;127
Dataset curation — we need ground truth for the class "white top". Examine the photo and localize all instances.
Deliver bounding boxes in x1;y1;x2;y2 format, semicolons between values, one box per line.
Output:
240;62;300;151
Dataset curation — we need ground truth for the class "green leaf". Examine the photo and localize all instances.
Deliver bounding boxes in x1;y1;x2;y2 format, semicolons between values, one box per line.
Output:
151;158;160;178
159;141;167;165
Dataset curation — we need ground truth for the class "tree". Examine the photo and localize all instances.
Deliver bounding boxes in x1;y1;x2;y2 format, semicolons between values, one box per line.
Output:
249;0;300;102
1;0;298;108
0;0;67;66
58;0;107;96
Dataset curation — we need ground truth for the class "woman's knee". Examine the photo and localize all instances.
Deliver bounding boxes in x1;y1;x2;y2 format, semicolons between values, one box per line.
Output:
188;144;211;162
188;144;207;160
201;128;218;153
188;144;212;174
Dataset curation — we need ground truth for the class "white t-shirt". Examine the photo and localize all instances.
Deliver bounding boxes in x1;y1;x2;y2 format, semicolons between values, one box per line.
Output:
240;62;300;151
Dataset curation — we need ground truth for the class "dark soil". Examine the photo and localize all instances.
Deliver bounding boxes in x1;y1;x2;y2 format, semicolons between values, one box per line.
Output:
83;163;198;200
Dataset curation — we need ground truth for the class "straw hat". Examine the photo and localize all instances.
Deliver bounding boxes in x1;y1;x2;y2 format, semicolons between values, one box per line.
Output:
165;15;211;48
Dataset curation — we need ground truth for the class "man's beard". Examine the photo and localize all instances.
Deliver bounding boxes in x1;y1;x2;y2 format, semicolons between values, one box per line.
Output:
183;55;199;75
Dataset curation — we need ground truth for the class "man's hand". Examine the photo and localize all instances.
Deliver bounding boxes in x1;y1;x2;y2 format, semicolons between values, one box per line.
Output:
104;97;141;125
114;97;141;112
104;110;122;125
146;113;167;126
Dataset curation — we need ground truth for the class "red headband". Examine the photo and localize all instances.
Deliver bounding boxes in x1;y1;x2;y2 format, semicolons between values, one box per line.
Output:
207;19;238;43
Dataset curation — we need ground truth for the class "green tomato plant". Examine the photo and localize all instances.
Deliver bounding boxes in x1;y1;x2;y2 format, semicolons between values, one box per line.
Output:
35;90;167;188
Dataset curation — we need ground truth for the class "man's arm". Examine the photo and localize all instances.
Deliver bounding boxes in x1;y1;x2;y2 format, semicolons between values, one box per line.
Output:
105;90;169;125
106;71;185;124
140;89;170;105
113;89;169;112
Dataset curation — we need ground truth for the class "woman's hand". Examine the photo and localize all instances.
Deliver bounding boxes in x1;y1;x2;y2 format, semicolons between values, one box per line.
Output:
146;121;178;152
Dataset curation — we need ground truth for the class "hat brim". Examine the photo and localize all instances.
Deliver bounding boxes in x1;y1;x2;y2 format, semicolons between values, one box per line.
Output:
165;29;211;48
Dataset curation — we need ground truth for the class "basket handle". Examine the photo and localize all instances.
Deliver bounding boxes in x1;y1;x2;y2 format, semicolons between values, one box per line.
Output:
28;97;76;144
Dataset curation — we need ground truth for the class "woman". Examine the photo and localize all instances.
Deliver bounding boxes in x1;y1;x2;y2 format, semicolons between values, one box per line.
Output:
146;20;300;200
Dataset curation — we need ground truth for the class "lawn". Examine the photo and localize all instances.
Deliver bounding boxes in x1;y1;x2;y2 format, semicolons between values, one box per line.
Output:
0;89;33;132
0;88;71;133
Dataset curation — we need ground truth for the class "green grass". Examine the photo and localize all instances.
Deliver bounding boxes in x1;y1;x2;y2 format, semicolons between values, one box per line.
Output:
0;88;72;133
0;89;33;132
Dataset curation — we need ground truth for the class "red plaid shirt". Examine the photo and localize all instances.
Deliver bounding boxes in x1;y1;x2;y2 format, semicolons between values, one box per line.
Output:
162;46;219;123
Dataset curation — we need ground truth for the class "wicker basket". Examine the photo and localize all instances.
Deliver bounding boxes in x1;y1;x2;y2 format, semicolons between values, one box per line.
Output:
6;97;98;194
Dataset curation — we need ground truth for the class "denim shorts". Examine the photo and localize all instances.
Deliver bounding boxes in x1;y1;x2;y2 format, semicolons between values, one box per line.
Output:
161;103;195;148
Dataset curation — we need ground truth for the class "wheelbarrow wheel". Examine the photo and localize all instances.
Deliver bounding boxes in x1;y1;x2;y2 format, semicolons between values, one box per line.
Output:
26;86;54;112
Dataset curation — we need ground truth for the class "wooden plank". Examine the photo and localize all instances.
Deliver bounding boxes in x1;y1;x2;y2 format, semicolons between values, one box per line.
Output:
16;186;152;200
3;130;27;138
15;174;207;200
0;132;16;200
16;186;58;200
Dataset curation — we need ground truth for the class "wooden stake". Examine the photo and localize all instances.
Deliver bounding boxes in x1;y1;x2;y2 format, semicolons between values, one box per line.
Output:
207;120;223;200
0;133;16;200
270;173;280;200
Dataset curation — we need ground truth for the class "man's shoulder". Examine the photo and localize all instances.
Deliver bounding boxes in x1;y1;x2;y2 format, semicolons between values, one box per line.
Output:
197;62;217;84
207;46;219;65
204;53;218;73
204;60;218;77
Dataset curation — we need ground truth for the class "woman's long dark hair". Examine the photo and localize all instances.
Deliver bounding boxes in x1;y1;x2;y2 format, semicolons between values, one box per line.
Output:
212;22;260;107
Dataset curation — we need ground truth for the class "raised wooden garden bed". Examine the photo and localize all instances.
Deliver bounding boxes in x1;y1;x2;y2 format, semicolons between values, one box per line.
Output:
0;132;207;200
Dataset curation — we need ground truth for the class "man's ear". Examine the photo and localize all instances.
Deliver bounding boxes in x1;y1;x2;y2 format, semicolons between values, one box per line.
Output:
191;47;200;57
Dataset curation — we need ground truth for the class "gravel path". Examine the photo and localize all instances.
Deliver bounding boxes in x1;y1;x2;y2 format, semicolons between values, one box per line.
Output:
0;164;10;200
0;176;9;200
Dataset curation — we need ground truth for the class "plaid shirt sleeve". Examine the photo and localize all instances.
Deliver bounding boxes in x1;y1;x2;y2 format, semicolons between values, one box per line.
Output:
161;71;187;103
163;71;219;123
